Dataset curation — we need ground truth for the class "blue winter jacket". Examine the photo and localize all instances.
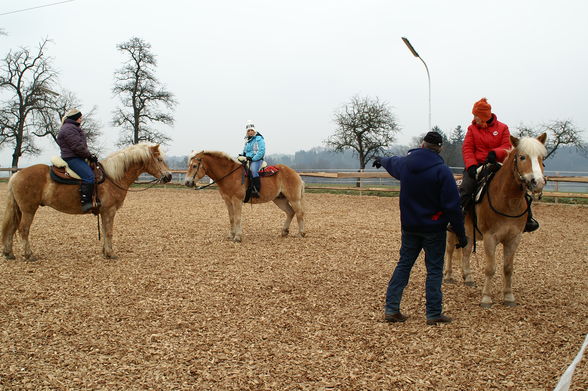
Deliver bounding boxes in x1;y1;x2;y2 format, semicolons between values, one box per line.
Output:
380;148;465;237
243;133;265;161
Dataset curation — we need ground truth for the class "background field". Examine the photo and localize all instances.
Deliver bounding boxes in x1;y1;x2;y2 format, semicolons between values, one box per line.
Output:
0;184;587;390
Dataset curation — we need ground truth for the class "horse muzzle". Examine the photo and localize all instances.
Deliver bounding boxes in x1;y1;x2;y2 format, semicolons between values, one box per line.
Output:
161;173;172;183
185;179;195;188
525;177;545;194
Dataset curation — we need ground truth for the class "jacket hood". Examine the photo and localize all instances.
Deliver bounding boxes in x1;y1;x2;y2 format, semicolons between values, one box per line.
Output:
405;148;444;173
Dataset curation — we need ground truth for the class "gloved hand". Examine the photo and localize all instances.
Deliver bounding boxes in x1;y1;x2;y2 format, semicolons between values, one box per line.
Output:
485;150;497;165
372;157;382;169
237;155;247;163
246;156;252;162
88;154;99;163
467;165;477;178
455;235;468;249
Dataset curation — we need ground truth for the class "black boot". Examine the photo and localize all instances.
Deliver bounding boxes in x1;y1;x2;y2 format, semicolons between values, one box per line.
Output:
251;177;261;198
523;208;539;233
80;183;95;213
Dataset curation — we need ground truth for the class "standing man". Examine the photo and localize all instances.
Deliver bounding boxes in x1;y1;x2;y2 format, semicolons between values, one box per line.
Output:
374;131;467;325
461;97;538;232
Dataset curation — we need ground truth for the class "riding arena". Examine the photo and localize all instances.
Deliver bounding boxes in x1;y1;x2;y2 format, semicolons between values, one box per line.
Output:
0;177;586;389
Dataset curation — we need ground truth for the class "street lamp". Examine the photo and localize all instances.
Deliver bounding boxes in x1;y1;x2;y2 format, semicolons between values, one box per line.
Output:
401;37;431;131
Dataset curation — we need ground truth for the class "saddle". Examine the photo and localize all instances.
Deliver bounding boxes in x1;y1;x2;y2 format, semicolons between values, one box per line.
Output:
474;163;501;204
50;156;105;185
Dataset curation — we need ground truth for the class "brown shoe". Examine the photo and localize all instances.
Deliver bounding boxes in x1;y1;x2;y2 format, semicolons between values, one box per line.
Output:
426;314;452;325
384;312;408;323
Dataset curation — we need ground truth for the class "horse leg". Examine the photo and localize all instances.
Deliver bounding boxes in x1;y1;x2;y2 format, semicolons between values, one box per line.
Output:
223;198;236;240
502;235;522;306
231;199;243;242
288;199;305;238
273;198;295;237
1;191;21;260
461;238;475;287
443;232;457;283
480;236;498;308
18;210;38;262
100;209;117;259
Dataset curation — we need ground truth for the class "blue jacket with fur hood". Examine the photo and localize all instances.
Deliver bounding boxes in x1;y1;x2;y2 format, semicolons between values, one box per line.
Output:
379;148;465;237
243;133;265;161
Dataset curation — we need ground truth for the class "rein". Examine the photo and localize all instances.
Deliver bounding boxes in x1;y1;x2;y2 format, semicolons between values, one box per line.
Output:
100;164;165;192
191;158;242;190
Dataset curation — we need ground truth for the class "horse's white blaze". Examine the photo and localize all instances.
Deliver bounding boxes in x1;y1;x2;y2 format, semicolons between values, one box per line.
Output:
531;156;546;190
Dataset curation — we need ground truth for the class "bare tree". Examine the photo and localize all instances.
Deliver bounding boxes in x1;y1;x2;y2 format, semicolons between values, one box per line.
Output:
33;89;104;154
112;37;177;146
516;120;585;159
326;95;400;170
0;39;57;169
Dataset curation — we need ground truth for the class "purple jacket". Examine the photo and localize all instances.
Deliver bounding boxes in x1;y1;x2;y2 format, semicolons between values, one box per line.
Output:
57;119;91;159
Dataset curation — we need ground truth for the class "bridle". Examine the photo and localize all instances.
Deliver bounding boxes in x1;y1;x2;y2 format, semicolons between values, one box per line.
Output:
190;157;242;190
486;151;543;219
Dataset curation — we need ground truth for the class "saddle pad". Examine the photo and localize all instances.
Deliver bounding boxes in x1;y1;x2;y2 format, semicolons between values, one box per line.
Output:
50;156;81;179
259;165;280;177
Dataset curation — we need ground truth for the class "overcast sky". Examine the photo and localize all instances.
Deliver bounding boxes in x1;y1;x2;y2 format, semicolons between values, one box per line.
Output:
1;0;587;166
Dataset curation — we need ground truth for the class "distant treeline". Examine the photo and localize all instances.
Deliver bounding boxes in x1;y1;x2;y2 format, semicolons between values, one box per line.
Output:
164;145;588;174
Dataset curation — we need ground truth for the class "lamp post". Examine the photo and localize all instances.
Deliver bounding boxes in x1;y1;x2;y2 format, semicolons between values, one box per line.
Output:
401;37;431;131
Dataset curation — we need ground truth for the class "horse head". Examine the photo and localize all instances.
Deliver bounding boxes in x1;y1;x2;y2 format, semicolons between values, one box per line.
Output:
184;151;206;187
510;133;547;194
145;144;173;183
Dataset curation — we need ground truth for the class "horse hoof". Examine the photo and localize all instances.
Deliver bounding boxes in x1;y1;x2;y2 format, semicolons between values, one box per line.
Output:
480;302;493;309
444;278;456;284
105;255;118;260
233;237;242;243
464;281;476;287
3;253;16;260
298;232;306;238
25;255;38;262
503;301;517;307
281;230;289;237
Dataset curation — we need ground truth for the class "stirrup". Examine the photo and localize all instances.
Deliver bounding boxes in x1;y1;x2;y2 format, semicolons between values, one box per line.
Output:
81;202;94;213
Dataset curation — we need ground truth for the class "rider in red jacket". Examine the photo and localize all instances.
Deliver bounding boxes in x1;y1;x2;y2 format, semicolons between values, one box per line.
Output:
460;98;538;232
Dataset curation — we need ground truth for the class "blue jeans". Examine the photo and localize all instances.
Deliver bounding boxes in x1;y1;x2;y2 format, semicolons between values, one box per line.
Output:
64;157;94;183
385;230;447;319
249;159;262;178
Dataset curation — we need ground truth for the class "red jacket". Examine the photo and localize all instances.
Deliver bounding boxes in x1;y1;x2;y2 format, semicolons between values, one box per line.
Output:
462;114;511;169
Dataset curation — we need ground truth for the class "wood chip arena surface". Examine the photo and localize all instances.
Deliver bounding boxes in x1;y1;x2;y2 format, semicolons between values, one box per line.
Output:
0;184;586;390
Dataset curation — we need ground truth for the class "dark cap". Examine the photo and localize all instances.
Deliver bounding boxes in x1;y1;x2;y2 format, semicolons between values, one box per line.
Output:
423;131;443;146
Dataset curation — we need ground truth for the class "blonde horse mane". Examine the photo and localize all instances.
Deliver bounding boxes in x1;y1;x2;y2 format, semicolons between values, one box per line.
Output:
101;143;162;181
517;136;547;157
190;150;238;163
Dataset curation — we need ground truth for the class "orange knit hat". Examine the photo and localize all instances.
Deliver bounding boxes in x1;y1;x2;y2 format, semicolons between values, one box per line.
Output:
472;98;492;122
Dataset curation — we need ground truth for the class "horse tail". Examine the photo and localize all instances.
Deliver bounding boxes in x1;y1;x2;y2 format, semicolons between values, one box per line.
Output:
1;176;22;244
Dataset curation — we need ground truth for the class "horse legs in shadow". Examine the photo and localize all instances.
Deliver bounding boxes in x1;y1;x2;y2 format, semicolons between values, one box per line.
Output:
273;198;305;238
444;232;474;286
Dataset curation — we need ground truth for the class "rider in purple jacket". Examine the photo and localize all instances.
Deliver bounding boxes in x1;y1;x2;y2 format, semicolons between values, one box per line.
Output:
56;109;99;212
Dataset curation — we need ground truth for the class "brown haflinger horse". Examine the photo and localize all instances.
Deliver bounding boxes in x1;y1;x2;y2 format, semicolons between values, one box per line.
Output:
1;143;172;261
184;151;305;242
444;134;547;308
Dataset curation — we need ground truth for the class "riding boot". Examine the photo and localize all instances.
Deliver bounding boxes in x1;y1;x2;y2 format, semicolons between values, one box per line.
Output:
80;183;94;213
523;207;539;233
251;176;261;198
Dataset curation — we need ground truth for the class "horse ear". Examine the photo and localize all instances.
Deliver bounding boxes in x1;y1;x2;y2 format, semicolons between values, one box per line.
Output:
510;135;519;147
537;132;547;145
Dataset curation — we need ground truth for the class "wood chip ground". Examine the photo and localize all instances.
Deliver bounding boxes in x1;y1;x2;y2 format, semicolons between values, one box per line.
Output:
0;184;586;390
